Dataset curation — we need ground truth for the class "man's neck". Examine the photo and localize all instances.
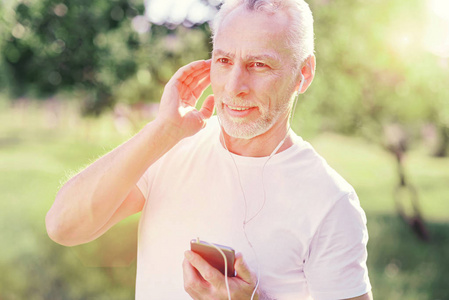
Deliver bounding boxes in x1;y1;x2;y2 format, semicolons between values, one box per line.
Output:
219;119;293;157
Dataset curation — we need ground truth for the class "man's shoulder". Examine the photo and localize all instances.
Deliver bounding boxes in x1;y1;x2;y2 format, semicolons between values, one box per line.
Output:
291;134;348;175
287;134;356;201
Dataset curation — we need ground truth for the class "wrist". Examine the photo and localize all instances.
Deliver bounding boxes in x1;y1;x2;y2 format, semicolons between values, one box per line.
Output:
148;117;185;146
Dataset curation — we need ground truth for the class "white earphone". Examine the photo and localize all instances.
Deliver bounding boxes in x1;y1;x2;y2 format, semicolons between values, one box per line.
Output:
212;71;306;300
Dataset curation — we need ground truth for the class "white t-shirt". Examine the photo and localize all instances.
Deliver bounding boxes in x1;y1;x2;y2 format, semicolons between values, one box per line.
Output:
136;117;371;300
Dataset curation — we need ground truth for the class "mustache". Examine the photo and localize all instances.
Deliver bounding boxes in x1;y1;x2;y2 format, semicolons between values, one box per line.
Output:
215;96;257;107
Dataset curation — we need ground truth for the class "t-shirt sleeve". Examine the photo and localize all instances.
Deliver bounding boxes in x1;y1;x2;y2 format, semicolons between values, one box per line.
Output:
136;168;150;200
304;192;371;300
136;158;162;201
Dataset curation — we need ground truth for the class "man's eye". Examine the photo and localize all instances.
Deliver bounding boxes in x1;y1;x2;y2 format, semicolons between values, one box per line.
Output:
218;58;230;64
254;62;266;68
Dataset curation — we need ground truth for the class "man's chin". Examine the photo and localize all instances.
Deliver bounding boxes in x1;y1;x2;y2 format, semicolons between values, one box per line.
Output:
220;119;268;140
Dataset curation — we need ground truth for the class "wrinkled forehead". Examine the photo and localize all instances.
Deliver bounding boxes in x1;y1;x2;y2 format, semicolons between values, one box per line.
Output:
212;6;294;60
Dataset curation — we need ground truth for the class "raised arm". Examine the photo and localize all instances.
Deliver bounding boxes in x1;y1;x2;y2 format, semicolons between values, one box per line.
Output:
46;60;215;246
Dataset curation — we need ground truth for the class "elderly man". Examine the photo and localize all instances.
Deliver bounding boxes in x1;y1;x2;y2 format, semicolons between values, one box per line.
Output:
46;0;372;299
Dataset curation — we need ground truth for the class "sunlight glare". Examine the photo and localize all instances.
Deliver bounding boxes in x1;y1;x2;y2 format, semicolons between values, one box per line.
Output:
425;0;449;57
146;0;215;25
429;0;449;20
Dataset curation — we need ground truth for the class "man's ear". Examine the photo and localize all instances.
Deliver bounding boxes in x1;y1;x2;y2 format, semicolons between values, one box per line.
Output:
295;55;316;94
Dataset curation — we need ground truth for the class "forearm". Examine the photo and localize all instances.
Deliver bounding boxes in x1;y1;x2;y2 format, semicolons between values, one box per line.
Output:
46;119;181;246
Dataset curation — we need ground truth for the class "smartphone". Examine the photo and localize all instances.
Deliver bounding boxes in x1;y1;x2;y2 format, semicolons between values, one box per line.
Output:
190;238;236;277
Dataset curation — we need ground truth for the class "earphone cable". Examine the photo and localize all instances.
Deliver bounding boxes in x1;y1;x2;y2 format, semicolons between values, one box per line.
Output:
216;73;305;299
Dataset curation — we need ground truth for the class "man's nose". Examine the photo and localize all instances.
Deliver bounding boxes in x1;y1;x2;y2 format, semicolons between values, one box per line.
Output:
224;65;249;97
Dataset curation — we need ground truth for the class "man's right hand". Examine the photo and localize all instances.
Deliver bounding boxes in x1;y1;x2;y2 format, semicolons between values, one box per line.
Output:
156;59;215;140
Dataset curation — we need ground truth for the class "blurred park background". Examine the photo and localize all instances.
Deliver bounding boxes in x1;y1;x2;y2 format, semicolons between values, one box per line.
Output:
0;0;448;299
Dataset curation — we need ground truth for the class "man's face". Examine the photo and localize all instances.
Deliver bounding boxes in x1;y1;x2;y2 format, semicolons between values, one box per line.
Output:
211;6;300;140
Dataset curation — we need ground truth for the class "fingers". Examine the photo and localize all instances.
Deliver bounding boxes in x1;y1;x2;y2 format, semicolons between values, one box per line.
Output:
199;95;215;121
181;66;209;87
172;59;210;84
183;250;259;299
176;60;211;106
180;74;210;106
184;250;224;287
234;252;254;284
191;74;211;99
182;256;207;299
158;60;212;139
179;68;209;97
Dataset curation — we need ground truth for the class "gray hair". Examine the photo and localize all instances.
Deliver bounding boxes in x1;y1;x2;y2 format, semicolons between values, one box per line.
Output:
211;0;315;67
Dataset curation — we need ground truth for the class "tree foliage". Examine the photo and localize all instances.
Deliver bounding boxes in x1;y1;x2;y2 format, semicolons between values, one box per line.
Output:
302;0;449;145
112;24;212;107
1;0;145;114
0;0;216;115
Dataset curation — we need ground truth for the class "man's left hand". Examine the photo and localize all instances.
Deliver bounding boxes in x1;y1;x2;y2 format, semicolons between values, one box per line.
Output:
183;251;259;300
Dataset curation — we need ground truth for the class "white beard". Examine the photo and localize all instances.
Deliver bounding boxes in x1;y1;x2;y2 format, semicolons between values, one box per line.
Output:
215;96;291;140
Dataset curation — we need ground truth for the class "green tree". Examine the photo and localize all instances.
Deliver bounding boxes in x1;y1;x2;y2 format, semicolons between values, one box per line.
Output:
112;24;212;107
2;0;145;114
298;0;449;155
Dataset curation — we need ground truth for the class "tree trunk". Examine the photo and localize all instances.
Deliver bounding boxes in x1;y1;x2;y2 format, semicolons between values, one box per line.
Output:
433;126;449;157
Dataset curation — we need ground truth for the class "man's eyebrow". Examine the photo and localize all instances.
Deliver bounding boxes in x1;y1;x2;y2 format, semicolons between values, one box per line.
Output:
212;49;234;58
247;54;281;63
213;49;281;62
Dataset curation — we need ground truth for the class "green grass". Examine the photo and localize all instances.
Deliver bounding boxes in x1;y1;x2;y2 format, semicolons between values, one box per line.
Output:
1;101;448;299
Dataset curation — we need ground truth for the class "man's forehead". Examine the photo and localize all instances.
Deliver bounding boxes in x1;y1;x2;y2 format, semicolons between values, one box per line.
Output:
212;5;293;59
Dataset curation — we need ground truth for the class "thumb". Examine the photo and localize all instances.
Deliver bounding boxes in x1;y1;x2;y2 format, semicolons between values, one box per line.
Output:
234;252;255;284
199;95;215;121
